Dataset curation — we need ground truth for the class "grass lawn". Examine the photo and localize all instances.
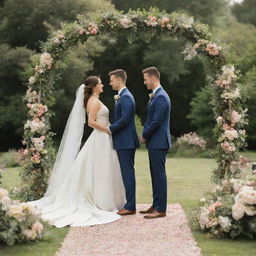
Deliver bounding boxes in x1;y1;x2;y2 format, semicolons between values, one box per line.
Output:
0;150;256;256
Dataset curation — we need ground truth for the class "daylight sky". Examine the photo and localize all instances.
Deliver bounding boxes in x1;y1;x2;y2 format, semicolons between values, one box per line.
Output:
229;0;243;3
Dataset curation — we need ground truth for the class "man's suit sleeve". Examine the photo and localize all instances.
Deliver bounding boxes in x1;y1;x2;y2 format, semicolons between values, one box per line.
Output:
109;95;133;134
142;95;167;139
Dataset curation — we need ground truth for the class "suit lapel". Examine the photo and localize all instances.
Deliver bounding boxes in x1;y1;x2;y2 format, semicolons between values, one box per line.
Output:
116;88;127;106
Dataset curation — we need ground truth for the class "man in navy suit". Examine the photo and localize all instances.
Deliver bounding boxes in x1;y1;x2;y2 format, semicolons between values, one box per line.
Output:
108;69;140;215
140;67;171;219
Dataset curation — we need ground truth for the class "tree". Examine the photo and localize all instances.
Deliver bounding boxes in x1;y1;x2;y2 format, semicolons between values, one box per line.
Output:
111;0;227;26
187;85;216;145
0;0;114;151
238;42;256;148
0;0;113;50
0;44;33;150
232;0;256;26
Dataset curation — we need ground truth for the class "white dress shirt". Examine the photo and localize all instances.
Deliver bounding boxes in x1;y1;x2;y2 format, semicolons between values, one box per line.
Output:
118;87;126;95
153;85;162;94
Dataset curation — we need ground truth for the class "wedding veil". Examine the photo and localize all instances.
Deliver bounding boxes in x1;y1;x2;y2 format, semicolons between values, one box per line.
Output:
45;84;86;195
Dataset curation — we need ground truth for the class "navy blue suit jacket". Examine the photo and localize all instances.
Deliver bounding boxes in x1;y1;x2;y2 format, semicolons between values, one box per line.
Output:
143;86;171;149
109;88;140;150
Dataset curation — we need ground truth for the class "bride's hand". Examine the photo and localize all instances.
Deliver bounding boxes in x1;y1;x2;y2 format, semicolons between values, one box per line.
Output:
102;127;111;135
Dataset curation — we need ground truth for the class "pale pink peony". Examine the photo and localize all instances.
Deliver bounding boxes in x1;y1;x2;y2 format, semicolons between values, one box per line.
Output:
29;76;36;85
215;65;236;88
222;123;231;131
32;221;44;234
224;128;238;141
34;65;44;74
28;103;48;117
218;216;232;232
159;16;170;28
208;201;223;213
230;110;241;124
200;197;207;203
25;89;38;103
25;118;45;132
23;229;37;240
244;206;256;216
40;136;45;141
231;178;242;193
181;17;194;28
40;53;53;68
199;208;210;229
239;130;246;136
232;202;245;220
7;204;26;222
243;190;256;205
1;196;11;210
79;29;86;35
31;137;44;151
205;43;222;56
216;116;223;125
31;153;41;164
0;188;9;198
57;34;65;39
42;149;48;154
87;23;99;35
182;44;197;60
167;24;172;30
145;16;158;27
119;16;134;28
162;17;170;23
20;202;37;215
221;89;241;101
221;141;236;152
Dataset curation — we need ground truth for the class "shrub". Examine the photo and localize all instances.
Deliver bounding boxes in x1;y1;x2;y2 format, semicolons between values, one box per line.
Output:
170;132;213;158
0;187;47;245
0;149;26;168
197;174;256;239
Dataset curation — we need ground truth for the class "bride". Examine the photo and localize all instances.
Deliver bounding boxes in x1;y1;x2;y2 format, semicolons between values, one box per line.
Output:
30;76;126;228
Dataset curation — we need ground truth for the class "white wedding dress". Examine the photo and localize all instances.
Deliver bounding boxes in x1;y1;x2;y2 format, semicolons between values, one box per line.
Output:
30;101;126;228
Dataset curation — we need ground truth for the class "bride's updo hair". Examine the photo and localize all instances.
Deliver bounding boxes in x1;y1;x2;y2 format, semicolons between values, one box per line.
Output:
83;76;100;110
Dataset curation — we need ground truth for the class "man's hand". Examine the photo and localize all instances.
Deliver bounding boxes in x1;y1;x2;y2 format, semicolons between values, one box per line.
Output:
139;136;146;143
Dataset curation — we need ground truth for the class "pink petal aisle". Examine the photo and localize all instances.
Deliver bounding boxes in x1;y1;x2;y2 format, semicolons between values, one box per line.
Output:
56;204;202;256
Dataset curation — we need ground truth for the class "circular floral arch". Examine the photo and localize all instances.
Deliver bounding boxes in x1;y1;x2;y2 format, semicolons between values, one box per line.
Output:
20;9;246;201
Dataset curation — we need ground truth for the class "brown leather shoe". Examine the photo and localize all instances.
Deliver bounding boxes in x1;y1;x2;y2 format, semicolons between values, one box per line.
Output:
144;211;166;219
139;206;155;214
117;209;136;216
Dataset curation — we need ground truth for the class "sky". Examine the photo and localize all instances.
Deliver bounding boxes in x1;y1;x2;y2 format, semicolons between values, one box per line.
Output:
229;0;243;3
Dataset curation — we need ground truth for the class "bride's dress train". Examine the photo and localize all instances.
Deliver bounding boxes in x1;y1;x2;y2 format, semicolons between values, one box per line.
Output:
30;104;126;228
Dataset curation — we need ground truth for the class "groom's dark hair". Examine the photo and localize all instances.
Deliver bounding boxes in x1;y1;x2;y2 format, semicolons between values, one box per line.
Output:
108;69;127;82
142;67;160;79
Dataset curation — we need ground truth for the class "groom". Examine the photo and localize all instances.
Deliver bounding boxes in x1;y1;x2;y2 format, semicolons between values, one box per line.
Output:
108;69;140;215
140;67;171;219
